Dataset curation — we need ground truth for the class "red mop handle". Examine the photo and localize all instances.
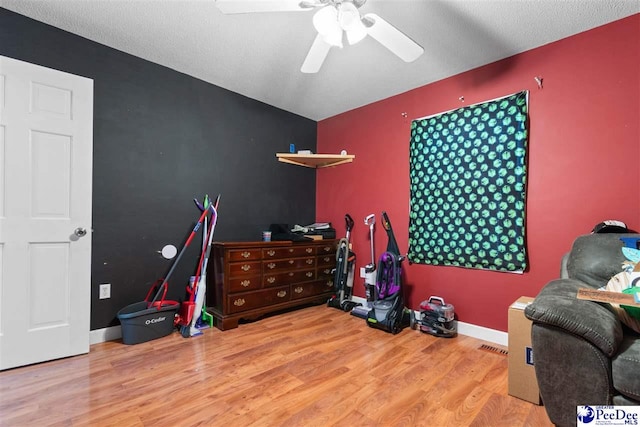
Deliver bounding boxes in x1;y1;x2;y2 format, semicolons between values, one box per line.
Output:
158;207;210;293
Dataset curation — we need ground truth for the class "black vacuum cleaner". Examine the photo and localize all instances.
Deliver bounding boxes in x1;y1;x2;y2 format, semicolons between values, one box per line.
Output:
365;212;411;334
327;214;362;312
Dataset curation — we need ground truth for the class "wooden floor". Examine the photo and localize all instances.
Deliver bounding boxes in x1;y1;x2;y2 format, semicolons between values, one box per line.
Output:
0;304;552;426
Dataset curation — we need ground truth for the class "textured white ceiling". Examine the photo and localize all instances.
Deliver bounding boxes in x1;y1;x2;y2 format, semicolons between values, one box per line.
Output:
2;0;638;120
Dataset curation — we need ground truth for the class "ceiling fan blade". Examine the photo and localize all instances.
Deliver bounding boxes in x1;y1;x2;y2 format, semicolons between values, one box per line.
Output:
363;13;424;62
215;0;316;14
301;33;332;73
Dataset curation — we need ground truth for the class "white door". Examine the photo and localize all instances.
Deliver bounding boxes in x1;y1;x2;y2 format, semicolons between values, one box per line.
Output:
0;56;93;370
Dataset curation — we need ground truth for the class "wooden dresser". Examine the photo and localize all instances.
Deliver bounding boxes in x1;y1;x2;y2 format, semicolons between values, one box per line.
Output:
206;240;337;330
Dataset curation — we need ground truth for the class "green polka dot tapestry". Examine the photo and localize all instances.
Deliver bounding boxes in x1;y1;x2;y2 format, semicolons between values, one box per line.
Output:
408;91;529;272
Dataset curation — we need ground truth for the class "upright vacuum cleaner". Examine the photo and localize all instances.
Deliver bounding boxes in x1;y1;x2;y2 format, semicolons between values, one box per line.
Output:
328;214;361;311
351;213;376;319
366;211;411;334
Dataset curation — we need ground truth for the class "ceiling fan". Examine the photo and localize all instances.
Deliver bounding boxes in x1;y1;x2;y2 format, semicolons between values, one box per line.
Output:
215;0;424;73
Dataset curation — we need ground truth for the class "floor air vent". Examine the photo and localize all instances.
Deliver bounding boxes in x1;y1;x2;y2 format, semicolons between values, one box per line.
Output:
479;344;508;355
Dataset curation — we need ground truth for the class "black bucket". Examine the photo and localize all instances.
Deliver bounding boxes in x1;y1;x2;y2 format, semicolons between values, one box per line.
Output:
117;281;180;345
117;300;179;345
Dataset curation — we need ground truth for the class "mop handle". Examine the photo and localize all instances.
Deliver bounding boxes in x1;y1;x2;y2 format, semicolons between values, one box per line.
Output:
159;206;210;290
192;206;217;290
197;196;220;276
200;206;218;274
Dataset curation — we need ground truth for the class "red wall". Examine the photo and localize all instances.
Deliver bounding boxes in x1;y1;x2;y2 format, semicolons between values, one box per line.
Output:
316;15;640;332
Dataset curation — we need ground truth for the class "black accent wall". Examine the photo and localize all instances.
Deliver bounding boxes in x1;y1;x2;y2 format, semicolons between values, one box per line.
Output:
0;8;317;330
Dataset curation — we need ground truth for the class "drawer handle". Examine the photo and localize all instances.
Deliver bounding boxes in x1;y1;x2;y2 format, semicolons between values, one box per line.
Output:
323;269;331;275
306;259;313;265
289;248;294;253
288;272;294;277
267;262;276;269
267;277;276;284
233;298;246;307
267;250;276;257
323;257;330;263
241;251;251;258
277;291;287;298
241;264;251;272
306;248;313;253
294;286;303;294
241;280;250;287
289;260;294;265
323;247;331;252
326;281;333;287
306;272;313;278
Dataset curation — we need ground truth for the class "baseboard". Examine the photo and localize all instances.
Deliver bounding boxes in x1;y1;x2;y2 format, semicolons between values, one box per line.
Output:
90;325;121;345
456;321;508;346
350;295;507;346
88;300;507;347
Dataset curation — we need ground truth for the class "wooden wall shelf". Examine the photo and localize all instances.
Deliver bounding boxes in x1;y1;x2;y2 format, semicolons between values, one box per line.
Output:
276;153;355;168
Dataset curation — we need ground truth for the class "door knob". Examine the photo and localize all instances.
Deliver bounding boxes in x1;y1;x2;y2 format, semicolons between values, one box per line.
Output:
74;227;87;237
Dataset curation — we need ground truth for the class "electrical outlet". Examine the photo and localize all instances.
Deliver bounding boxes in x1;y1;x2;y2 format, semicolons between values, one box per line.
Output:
99;283;111;299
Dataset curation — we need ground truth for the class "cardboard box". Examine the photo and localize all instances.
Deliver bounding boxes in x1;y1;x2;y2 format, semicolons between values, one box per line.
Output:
508;296;542;405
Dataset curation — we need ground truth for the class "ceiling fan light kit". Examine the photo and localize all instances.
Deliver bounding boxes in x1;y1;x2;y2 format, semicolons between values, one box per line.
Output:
337;2;368;45
215;0;424;73
313;5;343;47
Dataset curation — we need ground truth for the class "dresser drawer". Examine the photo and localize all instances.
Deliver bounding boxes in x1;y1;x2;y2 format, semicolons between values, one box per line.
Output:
229;275;262;292
228;260;261;276
317;265;334;279
228;248;262;262
320;277;334;290
263;256;316;272
317;254;335;267
227;286;291;314
291;280;335;300
316;243;336;255
263;246;315;259
263;269;315;287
